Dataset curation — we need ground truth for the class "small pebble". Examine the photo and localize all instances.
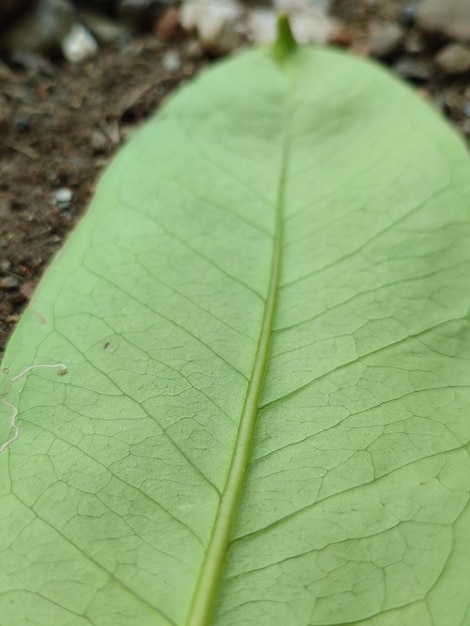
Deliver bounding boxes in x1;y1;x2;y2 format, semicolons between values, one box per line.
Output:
368;21;404;58
0;276;19;290
20;280;35;299
61;23;98;63
162;49;181;73
181;0;242;52
54;187;73;210
417;0;470;43
0;0;75;54
435;44;470;75
90;128;108;153
80;11;127;43
249;9;276;44
250;5;336;46
0;260;11;272
394;56;432;82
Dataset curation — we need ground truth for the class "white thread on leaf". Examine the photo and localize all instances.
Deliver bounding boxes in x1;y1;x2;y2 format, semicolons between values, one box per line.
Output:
0;363;68;453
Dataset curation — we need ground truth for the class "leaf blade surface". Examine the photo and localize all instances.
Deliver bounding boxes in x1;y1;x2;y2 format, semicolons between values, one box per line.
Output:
1;43;470;626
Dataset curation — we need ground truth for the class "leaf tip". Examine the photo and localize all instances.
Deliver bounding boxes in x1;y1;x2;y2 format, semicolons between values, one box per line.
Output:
272;11;298;61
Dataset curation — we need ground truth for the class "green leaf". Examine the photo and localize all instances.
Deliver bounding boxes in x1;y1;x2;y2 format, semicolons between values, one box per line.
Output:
2;31;470;626
272;11;298;62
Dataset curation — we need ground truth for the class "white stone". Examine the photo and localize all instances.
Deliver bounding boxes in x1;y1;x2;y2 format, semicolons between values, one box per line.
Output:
54;187;72;204
180;0;242;50
418;0;470;43
250;5;336;46
435;43;470;75
163;49;182;73
61;23;98;63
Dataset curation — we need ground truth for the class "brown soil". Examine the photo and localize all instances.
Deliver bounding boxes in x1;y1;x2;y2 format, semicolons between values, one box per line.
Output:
0;32;207;357
1;1;469;358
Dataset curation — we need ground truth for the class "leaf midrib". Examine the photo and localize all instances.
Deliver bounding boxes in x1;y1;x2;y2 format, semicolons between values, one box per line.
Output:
186;99;290;626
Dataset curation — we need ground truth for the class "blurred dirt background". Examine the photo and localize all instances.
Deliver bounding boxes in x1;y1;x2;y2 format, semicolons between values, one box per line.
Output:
1;0;469;356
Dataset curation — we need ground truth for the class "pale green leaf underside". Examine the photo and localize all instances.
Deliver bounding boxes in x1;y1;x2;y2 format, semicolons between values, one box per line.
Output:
1;43;470;626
